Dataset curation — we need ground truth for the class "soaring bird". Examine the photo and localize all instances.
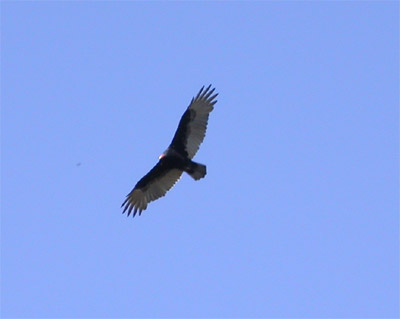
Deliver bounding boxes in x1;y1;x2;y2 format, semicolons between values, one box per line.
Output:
122;85;218;217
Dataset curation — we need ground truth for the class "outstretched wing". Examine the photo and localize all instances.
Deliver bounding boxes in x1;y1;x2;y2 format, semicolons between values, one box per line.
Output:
121;163;183;217
170;85;218;159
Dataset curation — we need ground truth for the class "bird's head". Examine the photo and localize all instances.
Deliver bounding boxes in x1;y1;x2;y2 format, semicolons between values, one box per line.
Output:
158;152;166;160
159;148;170;160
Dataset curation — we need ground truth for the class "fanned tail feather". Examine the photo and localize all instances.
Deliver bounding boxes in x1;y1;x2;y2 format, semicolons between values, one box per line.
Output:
187;162;206;180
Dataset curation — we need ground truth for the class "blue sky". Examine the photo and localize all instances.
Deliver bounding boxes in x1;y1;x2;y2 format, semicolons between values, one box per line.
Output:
1;1;398;318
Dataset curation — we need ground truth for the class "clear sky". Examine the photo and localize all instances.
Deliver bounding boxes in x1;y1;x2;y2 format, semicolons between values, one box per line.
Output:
1;1;398;318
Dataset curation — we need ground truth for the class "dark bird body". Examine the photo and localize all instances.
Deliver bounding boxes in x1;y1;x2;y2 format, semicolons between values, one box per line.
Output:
122;85;218;217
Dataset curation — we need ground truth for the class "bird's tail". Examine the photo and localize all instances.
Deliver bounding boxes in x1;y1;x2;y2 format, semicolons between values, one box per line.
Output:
186;161;206;180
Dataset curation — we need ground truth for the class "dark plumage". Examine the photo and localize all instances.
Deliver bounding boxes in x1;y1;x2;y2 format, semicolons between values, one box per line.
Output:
122;85;218;217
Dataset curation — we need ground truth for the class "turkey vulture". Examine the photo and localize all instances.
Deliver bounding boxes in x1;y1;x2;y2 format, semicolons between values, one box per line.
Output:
122;85;218;217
